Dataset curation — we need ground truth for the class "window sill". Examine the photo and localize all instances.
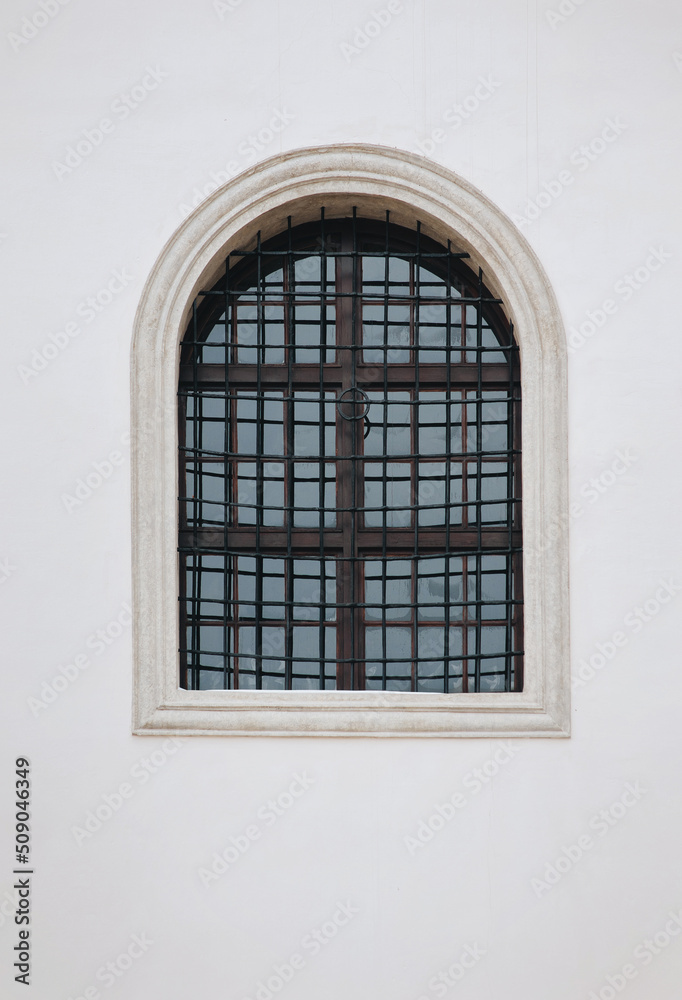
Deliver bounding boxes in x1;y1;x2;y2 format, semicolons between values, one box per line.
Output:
134;688;568;737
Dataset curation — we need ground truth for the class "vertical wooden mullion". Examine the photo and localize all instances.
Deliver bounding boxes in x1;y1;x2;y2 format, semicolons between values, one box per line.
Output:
336;229;356;690
284;221;295;690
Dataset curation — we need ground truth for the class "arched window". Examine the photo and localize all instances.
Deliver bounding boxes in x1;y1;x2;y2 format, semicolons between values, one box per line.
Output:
132;144;569;736
178;212;522;693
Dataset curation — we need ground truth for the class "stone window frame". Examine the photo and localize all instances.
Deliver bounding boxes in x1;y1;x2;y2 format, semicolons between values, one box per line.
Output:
131;144;570;737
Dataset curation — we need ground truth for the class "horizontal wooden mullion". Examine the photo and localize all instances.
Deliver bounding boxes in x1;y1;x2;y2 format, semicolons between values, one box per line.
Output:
179;528;521;552
179;363;517;388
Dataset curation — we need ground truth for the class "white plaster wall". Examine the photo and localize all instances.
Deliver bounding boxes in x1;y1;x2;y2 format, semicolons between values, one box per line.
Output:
1;1;682;997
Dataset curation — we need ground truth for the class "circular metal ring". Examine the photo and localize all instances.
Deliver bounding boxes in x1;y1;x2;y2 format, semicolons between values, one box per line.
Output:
336;386;371;421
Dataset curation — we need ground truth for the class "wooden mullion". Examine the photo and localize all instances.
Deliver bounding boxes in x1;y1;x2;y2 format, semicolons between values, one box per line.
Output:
335;229;356;690
179;527;522;552
180;362;515;388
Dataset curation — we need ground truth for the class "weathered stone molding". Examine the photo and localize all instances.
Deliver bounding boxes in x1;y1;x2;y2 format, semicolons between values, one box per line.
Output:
131;144;570;736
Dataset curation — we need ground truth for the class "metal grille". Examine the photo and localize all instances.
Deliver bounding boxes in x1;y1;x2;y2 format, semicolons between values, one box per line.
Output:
178;211;523;692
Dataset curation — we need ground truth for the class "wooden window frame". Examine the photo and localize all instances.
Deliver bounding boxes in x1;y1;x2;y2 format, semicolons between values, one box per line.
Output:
178;217;523;694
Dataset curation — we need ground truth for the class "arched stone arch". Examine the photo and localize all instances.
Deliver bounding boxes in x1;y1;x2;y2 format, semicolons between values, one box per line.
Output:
132;144;569;736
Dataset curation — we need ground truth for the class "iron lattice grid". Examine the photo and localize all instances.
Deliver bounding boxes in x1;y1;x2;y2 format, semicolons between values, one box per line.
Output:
178;211;523;693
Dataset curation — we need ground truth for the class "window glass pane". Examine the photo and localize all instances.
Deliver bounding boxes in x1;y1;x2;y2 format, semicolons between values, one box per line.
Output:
418;393;447;455
417;264;448;298
263;394;284;455
294;304;335;363
261;626;286;689
190;463;224;526
365;627;412;691
236;626;256;687
362;303;384;364
364;560;412;621
418;392;463;455
236;303;258;363
196;395;225;453
264;266;284;290
467;462;508;524
480;555;508;620
237;462;284;525
386;304;410;362
236;392;284;457
417;302;448;362
364;463;411;527
262;559;285;619
236;462;256;524
388;256;410;289
199;317;227;364
236;556;256;619
236;394;257;454
481;393;510;453
479;626;508;691
293;463;336;527
293;560;337;621
361;254;385;287
362;303;410;362
291;628;336;690
416;461;463;526
264;304;285;363
364;392;410;457
294;255;322;284
467;391;511;453
465;304;479;363
362;254;410;297
481;319;506;363
294;392;335;457
417;556;464;621
417;627;463;692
